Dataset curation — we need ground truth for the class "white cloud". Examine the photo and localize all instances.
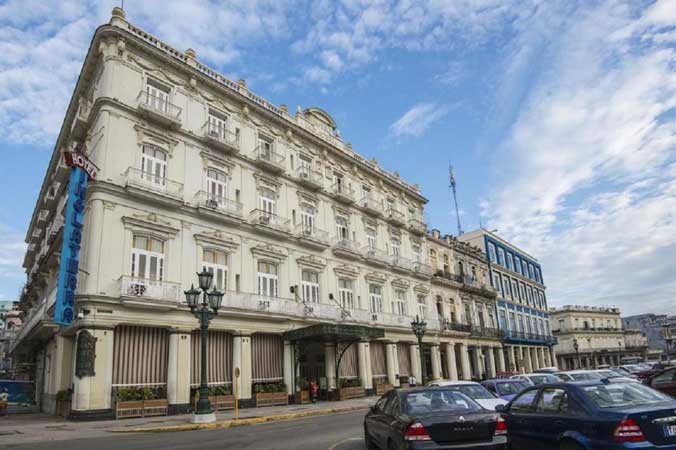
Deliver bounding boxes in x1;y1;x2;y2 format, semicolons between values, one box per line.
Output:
389;102;449;138
482;0;676;315
0;223;26;299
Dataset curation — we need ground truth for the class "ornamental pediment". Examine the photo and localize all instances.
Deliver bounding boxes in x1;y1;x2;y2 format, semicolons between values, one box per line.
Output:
333;264;360;279
413;283;430;294
194;230;239;251
250;243;287;260
122;214;179;237
364;271;387;284
296;255;327;270
391;278;410;289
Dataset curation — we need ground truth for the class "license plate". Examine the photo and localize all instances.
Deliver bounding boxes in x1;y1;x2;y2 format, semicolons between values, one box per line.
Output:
664;425;676;437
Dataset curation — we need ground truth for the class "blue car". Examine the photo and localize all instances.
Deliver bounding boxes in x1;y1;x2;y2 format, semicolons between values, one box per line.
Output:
497;379;676;449
482;379;531;401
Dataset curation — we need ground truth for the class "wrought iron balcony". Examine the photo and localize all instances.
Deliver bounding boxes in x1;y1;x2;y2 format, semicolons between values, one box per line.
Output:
446;321;473;333
118;275;182;304
136;91;182;128
470;326;503;339
385;208;406;226
327;182;355;204
391;254;414;272
362;246;392;267
295;167;324;190
332;237;362;259
202;122;240;153
293;223;329;248
412;261;434;278
359;195;383;216
250;145;285;172
194;191;243;219
124;167;184;201
249;209;290;234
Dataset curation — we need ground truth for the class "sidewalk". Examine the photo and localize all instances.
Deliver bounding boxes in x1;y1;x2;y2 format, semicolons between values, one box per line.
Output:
0;397;375;447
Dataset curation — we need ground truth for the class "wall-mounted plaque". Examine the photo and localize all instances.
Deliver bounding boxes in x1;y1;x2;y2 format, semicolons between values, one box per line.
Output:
75;330;97;378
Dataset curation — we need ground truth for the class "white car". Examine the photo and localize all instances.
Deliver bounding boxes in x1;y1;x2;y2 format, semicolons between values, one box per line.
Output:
511;373;561;386
427;380;507;411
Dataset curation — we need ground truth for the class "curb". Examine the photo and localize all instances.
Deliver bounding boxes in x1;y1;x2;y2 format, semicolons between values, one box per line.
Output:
109;405;369;433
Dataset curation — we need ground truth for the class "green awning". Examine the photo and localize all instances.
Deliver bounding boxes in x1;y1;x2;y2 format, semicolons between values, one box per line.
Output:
283;323;385;342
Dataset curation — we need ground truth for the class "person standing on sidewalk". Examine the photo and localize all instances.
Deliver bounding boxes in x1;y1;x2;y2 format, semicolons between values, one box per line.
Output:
0;389;8;416
309;379;318;403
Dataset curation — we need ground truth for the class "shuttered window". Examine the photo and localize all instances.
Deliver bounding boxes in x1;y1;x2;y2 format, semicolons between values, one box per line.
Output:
113;326;169;386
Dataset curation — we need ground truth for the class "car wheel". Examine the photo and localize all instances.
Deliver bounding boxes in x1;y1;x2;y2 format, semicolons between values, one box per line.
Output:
364;425;377;449
560;440;585;450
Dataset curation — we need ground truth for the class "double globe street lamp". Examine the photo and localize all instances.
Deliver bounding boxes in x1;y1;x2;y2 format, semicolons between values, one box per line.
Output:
184;269;224;424
411;315;428;386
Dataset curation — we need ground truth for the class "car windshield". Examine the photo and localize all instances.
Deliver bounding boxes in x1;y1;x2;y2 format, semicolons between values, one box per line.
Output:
404;390;483;415
451;384;496;400
569;372;602;381
496;381;529;396
530;375;560;385
582;383;673;409
597;370;620;378
623;365;642;373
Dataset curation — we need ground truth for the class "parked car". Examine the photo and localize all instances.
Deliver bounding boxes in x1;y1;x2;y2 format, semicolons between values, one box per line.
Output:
534;367;559;374
498;379;676;449
427;380;507;411
364;387;508;450
611;366;639;379
554;370;604;382
511;373;561;386
644;367;676;397
590;369;640;383
482;379;531;401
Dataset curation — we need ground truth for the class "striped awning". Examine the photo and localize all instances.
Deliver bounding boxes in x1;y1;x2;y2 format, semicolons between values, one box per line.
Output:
190;330;232;386
370;341;387;377
113;326;169;386
252;333;283;382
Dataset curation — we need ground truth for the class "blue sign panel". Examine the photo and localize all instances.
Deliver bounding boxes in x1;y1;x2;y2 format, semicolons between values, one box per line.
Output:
54;167;88;325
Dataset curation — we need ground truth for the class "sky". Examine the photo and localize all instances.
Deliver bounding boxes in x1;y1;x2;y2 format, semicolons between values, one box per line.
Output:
0;0;674;315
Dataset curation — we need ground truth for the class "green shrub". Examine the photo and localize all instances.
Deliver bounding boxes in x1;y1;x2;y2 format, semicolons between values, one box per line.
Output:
339;378;361;388
55;389;72;401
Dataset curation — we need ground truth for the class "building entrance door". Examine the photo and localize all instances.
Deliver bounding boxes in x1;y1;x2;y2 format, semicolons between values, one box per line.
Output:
299;342;325;397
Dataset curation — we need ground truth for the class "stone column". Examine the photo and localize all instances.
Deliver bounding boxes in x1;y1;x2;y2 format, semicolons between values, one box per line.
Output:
524;347;533;373
473;346;484;380
459;343;472;380
496;346;506;373
358;342;373;391
385;342;399;387
540;348;547;368
508;346;516;372
430;344;442;381
233;334;252;401
549;347;557;367
486;347;497;378
283;341;294;395
544;349;551;367
444;342;458;381
167;330;191;412
324;343;337;391
410;343;422;382
72;327;115;417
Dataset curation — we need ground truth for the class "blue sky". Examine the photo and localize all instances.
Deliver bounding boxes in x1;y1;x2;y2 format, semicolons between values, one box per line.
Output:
0;0;675;315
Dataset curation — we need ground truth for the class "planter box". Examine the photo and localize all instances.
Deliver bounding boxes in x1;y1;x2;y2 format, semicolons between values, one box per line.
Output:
255;391;288;407
400;382;410;389
56;399;71;418
375;384;394;395
192;394;235;411
116;398;168;419
338;386;365;400
295;390;310;404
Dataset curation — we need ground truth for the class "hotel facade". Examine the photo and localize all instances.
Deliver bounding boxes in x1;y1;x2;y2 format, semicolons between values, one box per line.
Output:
12;8;556;419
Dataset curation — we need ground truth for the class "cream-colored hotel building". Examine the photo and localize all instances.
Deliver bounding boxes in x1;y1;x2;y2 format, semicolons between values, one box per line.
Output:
12;8;555;419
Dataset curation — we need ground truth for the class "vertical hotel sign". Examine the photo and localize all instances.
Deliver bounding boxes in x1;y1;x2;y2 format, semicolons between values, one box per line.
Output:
54;151;98;326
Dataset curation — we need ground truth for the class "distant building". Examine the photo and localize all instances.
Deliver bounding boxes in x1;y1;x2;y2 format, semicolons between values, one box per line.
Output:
550;305;648;369
0;303;22;374
623;313;675;360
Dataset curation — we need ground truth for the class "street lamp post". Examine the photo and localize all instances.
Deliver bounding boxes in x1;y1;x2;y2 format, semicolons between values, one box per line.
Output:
184;270;224;424
573;338;580;370
411;315;427;386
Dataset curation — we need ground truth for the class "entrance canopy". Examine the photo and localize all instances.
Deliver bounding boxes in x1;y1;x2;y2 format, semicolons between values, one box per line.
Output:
283;323;384;343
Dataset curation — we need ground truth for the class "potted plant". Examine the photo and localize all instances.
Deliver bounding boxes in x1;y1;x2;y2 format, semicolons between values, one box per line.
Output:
373;376;393;395
55;389;72;417
337;378;365;400
254;381;288;407
295;377;310;404
115;386;168;419
191;385;235;411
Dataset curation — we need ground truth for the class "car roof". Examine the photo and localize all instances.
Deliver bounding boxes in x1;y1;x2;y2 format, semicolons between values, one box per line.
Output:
431;380;480;386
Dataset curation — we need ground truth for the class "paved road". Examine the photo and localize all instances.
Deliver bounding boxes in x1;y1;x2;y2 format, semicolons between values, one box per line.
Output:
4;410;368;450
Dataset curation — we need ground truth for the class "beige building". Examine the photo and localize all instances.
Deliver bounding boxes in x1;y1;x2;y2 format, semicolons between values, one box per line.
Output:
550;305;648;369
11;8;453;419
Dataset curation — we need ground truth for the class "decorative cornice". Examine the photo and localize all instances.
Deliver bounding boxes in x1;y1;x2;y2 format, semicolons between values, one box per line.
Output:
250;243;287;260
333;264;360;279
194;230;239;251
391;278;410;289
365;271;387;284
296;255;327;270
122;214;179;237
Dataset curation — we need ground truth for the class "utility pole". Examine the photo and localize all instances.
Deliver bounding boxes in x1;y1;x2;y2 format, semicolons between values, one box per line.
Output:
449;165;463;236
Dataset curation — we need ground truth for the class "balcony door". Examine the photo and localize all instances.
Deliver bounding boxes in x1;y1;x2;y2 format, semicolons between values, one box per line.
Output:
300;205;315;235
208;112;227;138
257;261;278;298
258;188;276;216
131;236;165;281
141;145;167;186
207;169;227;204
145;80;169;112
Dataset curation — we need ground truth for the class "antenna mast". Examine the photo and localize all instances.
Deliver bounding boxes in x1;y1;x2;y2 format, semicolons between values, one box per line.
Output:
449;165;463;236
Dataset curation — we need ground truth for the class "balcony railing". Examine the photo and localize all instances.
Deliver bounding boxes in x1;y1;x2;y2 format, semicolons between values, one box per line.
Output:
249;209;290;233
391;254;413;272
333;237;361;255
386;208;406;225
408;217;426;234
295;167;323;189
250;145;285;172
328;182;355;203
444;321;473;333
470;326;503;339
362;246;392;266
194;191;243;217
202;122;240;152
412;261;434;278
136;91;182;127
293;224;329;245
118;275;181;303
124;167;184;200
360;195;383;215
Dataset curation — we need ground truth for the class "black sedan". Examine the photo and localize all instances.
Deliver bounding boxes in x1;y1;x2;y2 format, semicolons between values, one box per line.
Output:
364;387;507;449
